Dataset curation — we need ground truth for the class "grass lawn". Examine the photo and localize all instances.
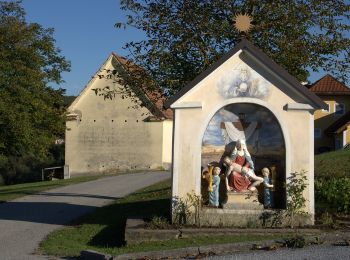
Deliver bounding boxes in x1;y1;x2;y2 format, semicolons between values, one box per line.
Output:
39;179;285;257
0;173;116;202
315;148;350;178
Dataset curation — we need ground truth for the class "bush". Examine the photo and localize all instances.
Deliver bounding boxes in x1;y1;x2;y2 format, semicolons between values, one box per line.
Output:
315;177;350;213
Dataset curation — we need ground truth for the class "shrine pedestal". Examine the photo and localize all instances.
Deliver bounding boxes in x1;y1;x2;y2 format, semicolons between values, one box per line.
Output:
199;192;264;227
224;192;264;210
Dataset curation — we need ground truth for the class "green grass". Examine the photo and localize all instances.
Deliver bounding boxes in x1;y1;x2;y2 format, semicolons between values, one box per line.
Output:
39;179;284;257
315;148;350;178
0;174;112;202
315;149;350;215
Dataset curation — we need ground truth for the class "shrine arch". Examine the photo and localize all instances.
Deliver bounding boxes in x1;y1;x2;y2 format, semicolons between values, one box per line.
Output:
197;98;291;209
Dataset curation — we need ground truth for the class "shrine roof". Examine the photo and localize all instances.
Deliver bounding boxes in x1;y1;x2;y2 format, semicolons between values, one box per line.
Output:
164;39;327;110
309;74;350;96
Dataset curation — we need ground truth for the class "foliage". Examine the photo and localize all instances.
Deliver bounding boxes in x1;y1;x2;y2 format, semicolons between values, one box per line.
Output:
172;191;201;226
0;1;70;184
314;149;350;214
63;95;77;107
109;0;350;101
259;209;284;228
285;170;308;228
283;234;307;248
315;177;350;213
260;171;309;228
319;212;334;226
146;216;171;229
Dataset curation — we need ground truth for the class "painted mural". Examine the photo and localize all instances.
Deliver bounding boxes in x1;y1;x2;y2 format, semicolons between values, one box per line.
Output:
217;66;271;99
201;103;286;209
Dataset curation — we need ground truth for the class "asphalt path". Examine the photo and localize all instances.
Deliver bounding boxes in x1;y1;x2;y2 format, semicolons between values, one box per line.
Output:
207;244;350;260
0;171;170;260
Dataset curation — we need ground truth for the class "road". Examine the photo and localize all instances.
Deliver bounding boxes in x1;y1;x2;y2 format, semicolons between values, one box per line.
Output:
207;244;350;260
0;171;170;260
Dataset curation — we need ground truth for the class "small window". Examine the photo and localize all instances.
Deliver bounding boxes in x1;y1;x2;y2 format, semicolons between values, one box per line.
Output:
335;138;343;150
314;128;322;139
322;103;330;113
335;103;345;116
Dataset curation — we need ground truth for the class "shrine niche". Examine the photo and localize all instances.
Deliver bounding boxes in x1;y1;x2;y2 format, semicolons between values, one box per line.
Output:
165;39;327;227
201;103;286;210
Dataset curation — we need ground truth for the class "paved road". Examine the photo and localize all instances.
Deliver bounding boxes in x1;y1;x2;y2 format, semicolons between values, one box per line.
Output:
0;171;170;260
208;244;350;260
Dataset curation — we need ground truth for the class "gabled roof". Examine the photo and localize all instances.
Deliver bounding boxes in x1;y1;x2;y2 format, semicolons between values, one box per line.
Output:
164;39;326;110
325;110;350;134
68;53;173;120
309;74;350;96
111;53;173;120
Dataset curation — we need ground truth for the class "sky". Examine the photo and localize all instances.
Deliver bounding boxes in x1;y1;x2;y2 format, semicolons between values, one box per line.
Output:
21;0;336;96
22;0;145;96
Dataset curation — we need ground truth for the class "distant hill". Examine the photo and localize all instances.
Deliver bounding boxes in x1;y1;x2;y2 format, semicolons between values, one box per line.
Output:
63;95;76;107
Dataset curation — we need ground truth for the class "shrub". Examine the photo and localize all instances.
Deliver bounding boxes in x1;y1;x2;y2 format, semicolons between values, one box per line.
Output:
315;177;350;213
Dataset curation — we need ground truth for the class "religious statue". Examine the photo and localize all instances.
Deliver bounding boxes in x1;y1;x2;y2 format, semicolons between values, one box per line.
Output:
208;166;221;207
262;167;274;208
223;139;263;192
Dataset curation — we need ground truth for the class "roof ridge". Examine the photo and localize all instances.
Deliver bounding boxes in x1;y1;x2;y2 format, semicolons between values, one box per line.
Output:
310;74;350;93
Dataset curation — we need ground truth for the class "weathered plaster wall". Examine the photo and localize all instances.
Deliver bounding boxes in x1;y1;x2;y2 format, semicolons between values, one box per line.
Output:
171;53;315;217
162;120;173;167
66;57;172;175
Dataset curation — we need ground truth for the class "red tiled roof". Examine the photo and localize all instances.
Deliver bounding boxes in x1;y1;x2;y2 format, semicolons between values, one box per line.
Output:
112;53;173;120
309;75;350;95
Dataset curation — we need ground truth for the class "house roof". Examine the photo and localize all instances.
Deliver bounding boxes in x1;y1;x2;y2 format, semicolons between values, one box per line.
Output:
164;39;327;110
68;53;172;120
111;53;173;120
309;74;350;95
325;110;350;134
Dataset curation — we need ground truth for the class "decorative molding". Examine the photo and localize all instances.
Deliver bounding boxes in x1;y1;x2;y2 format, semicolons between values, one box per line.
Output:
171;102;202;109
284;103;315;111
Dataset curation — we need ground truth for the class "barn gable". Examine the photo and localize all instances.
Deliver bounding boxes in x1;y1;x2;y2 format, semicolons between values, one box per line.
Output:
65;54;172;175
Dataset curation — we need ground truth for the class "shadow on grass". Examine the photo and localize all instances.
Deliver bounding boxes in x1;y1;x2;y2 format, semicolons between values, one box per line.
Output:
131;187;171;196
87;198;171;248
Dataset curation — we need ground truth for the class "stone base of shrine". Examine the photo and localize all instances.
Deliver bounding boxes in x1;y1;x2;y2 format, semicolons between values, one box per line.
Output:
200;208;264;227
199;192;313;227
223;192;264;210
199;208;313;227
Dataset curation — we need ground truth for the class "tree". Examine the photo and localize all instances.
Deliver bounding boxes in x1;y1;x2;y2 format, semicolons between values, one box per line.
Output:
114;0;349;97
0;1;70;184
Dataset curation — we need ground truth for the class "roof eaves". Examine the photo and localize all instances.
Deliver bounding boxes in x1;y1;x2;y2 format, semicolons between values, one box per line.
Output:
111;54;169;120
325;111;350;134
165;39;327;110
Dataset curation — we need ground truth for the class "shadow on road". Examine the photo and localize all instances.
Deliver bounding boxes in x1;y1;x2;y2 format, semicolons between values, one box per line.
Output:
0;201;104;225
35;192;119;200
